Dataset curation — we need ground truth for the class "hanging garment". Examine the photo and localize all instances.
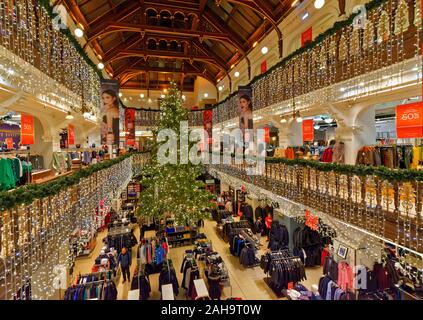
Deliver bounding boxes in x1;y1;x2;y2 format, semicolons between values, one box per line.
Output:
186;267;200;298
0;158;16;191
207;274;222;300
321;147;333;163
338;261;353;291
159;266;179;296
255;206;263;220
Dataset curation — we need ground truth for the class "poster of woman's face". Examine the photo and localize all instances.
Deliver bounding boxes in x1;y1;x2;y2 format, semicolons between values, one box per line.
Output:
100;80;120;146
238;86;253;141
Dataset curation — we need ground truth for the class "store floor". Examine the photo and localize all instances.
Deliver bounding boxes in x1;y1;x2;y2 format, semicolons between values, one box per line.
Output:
73;219;323;300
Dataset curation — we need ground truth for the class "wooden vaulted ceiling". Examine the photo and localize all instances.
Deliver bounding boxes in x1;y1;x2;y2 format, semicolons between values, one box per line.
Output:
62;0;294;91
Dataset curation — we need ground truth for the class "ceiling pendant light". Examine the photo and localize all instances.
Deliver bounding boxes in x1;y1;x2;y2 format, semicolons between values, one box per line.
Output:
234;71;240;77
65;111;74;120
97;62;104;70
261;46;268;55
74;28;84;38
280;117;287;123
296;115;303;123
140;93;145;98
314;0;325;9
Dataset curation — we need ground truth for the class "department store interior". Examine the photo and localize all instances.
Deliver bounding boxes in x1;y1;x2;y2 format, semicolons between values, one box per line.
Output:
0;0;422;302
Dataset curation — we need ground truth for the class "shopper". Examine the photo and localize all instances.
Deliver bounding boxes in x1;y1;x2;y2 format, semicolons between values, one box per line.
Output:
118;247;132;284
265;212;273;242
254;216;264;241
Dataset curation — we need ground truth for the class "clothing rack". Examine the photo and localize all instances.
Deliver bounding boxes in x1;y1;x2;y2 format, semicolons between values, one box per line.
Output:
239;229;259;250
261;249;306;297
0;150;32;188
75;271;113;283
268;249;292;260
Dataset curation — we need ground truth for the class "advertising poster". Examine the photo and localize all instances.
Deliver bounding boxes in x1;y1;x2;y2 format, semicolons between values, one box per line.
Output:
100;79;120;146
0;123;21;149
238;86;253;141
396;102;423;138
125;108;136;146
21;114;35;145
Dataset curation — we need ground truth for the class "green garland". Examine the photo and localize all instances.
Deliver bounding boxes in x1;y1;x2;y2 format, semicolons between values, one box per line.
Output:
0;151;149;211
265;157;423;182
212;0;389;109
38;0;103;78
210;151;423;182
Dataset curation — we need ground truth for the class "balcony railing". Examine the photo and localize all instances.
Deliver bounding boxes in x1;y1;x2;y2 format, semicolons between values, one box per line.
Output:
0;152;150;300
213;0;422;124
208;157;423;254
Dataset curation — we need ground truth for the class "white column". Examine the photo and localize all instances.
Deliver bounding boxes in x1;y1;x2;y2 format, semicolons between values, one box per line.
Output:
334;103;377;164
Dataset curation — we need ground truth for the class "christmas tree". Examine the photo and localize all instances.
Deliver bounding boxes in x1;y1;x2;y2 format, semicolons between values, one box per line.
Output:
137;82;214;225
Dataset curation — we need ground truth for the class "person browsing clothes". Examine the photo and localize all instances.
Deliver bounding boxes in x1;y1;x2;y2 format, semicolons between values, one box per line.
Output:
118;247;132;284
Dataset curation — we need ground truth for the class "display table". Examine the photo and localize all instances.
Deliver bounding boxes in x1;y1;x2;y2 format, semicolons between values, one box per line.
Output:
162;284;174;300
127;289;139;300
32;170;73;184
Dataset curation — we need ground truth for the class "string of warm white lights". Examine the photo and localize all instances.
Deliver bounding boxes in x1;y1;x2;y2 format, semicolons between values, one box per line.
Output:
0;155;150;300
0;0;100;116
213;0;421;126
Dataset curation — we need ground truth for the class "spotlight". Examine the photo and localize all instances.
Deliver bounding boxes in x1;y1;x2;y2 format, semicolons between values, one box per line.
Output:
261;46;268;55
314;0;325;9
65;111;74;120
74;28;84;38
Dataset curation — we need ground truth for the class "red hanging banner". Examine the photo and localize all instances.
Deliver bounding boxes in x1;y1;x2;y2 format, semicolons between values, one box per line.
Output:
264;127;270;143
68;124;75;146
20;114;35;145
396;102;423;138
301;27;313;47
203;109;213;145
125;108;136;146
302;119;314;142
261;60;267;74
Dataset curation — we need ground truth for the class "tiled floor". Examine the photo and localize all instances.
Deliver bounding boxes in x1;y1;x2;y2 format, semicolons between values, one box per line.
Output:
73;219;323;300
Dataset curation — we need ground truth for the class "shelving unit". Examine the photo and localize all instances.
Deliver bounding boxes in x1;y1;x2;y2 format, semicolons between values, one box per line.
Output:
166;229;197;248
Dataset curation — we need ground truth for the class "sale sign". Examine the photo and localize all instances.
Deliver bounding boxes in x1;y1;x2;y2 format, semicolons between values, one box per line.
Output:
68;124;75;146
21;114;34;145
305;209;318;231
396;102;423;138
302;119;314;142
301;27;313;47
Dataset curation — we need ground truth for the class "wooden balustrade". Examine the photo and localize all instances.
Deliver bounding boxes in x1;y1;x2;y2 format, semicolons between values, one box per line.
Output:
0;153;150;300
209;159;423;253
